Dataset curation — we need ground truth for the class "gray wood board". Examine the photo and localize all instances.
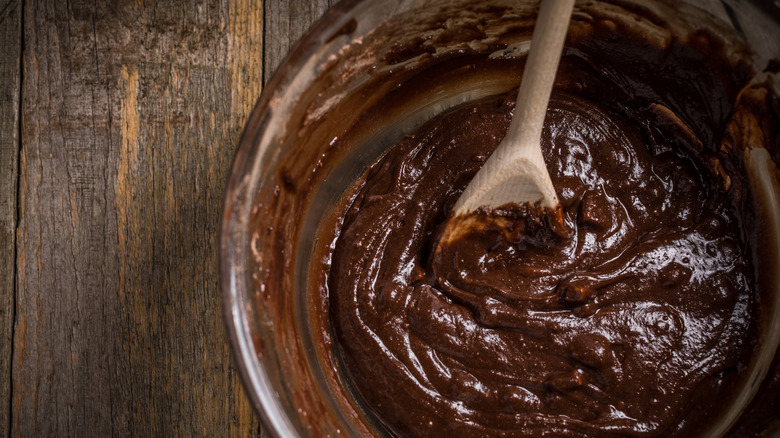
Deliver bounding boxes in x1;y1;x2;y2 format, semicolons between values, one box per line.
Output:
0;0;22;436
12;0;263;435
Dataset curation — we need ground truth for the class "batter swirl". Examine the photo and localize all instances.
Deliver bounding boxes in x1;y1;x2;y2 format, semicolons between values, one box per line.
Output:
327;85;759;437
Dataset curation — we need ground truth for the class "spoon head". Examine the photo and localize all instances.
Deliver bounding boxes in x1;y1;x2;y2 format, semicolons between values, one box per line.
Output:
452;153;560;216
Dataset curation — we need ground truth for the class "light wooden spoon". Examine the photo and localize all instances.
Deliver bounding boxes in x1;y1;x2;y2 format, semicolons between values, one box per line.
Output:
451;0;575;217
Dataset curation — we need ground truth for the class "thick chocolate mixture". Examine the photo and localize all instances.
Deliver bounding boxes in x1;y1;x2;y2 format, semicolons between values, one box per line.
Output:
328;90;756;436
316;21;780;438
265;2;780;437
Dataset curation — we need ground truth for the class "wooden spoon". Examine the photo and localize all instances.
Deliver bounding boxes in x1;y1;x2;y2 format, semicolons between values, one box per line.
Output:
450;0;575;217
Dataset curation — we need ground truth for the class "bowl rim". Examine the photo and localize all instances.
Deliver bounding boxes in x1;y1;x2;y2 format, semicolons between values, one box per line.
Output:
219;0;366;436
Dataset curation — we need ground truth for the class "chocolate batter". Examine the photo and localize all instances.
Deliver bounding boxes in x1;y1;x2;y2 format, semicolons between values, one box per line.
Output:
318;18;777;438
225;1;780;436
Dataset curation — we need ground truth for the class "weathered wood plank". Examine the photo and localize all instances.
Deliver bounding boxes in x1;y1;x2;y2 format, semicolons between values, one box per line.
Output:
0;1;21;436
14;0;262;436
263;0;334;84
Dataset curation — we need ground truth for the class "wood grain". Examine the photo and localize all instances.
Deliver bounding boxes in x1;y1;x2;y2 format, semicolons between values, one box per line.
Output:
263;0;334;84
2;0;340;435
13;0;263;435
0;1;21;436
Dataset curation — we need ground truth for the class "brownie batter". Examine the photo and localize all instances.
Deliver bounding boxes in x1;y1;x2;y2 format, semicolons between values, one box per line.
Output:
231;1;780;436
316;15;779;438
327;89;756;436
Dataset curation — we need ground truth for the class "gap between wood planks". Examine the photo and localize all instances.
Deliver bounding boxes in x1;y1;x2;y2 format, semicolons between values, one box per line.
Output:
0;0;22;437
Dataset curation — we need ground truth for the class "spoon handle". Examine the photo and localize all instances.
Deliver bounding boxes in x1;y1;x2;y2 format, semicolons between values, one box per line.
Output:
507;0;576;155
452;0;574;215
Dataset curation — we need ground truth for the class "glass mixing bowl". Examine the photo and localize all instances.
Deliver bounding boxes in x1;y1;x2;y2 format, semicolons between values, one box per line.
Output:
220;0;780;436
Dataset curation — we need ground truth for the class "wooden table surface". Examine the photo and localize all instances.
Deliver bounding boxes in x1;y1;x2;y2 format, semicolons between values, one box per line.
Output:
1;0;334;435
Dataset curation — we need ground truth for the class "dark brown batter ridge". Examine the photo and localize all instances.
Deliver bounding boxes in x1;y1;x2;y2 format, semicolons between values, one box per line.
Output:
318;19;779;438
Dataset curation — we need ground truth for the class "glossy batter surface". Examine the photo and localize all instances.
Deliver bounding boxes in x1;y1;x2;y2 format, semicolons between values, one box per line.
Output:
327;89;757;436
